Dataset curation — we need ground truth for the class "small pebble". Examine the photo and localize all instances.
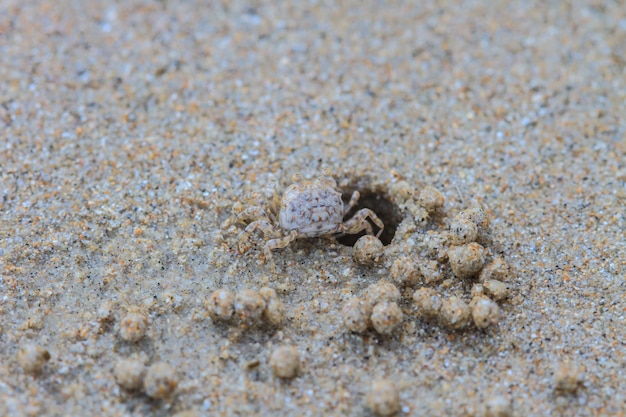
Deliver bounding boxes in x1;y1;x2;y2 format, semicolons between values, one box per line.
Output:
479;258;511;283
483;395;512;417
207;289;235;321
235;289;266;322
352;235;384;266
440;296;471;329
448;217;478;245
118;311;148;343
144;362;179;399
342;297;372;333
412;287;442;319
483;279;510;301
389;256;419;287
418;186;444;214
366;378;401;416
554;362;583;392
17;344;50;373
471;297;500;329
269;345;300;379
365;280;401;306
418;259;443;284
448;242;486;279
371;302;403;335
114;358;146;390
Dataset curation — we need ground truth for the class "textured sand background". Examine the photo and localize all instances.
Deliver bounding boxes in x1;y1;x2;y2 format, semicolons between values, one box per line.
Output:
1;1;625;416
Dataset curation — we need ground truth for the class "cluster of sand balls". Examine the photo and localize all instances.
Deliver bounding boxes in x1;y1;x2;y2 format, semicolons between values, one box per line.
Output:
207;286;285;326
347;184;512;333
408;188;511;330
411;254;510;331
342;280;404;335
114;357;179;399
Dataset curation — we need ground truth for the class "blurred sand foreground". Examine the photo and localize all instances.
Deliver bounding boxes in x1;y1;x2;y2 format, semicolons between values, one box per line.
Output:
1;1;625;416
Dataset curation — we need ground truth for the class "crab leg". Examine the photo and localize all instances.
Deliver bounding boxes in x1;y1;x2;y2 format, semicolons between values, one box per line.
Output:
222;206;269;230
343;191;360;216
236;206;269;224
237;219;280;253
264;230;298;272
343;208;385;238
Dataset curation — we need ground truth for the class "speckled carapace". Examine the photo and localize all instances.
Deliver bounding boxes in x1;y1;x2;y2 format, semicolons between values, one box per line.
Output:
236;172;384;271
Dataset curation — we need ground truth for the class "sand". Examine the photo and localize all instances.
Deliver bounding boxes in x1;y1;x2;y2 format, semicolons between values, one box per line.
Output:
1;1;625;416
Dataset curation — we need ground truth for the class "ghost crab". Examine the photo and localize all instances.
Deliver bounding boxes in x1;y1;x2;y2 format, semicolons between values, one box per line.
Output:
235;172;384;271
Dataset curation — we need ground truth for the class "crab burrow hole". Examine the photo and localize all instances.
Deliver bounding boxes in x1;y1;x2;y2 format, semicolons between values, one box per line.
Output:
337;183;402;247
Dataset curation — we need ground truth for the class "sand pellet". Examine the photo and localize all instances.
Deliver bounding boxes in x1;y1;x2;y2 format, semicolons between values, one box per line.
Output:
367;379;401;416
269;345;300;379
371;302;403;335
352;235;385;266
448;243;486;279
440;296;471;329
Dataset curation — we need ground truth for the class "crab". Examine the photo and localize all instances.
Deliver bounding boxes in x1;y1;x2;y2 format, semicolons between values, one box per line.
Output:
234;173;384;271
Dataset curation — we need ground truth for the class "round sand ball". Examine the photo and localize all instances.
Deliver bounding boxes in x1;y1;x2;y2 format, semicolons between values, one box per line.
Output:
471;283;485;298
479;258;511;283
389;180;414;203
390;256;419;287
269;345;300;379
342;297;372;333
263;297;286;326
371;302;403;335
367;379;400;416
258;286;278;301
422;231;450;261
353;235;384;266
118;311;148;343
483;279;510;301
365;280;401;307
418;259;443;284
207;289;235;321
554;362;583;392
235;289;266;322
457;206;490;230
17;344;50;373
440;296;471;329
484;395;512;417
412;287;442;319
144;362;178;399
114;358;146;390
418;186;444;214
409;204;430;226
471;297;500;329
448;242;486;279
448;217;478;245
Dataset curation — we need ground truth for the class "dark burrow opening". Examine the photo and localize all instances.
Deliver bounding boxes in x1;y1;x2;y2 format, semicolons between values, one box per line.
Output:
337;185;403;247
